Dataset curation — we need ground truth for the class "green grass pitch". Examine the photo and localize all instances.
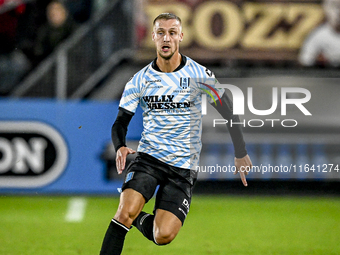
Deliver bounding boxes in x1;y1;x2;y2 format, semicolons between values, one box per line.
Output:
0;195;339;255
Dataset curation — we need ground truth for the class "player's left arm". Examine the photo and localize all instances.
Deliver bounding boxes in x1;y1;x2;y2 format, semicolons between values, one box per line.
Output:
211;92;253;186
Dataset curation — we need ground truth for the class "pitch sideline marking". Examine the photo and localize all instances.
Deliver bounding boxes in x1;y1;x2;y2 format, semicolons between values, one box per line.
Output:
65;197;87;222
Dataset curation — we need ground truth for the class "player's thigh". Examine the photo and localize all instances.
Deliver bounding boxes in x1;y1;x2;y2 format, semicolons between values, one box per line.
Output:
153;183;191;244
155;180;193;224
114;188;145;226
116;188;145;215
115;168;159;225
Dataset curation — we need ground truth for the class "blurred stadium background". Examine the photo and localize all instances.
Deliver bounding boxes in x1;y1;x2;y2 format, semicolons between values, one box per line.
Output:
0;0;339;254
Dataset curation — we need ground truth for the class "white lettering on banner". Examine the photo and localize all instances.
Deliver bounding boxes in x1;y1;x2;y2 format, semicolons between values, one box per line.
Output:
0;138;47;174
13;138;48;174
0;122;68;188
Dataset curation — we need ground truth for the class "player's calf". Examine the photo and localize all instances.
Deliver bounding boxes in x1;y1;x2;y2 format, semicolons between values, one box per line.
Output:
100;219;130;255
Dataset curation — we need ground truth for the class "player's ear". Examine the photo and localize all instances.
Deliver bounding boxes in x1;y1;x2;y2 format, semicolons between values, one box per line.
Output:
152;31;155;41
179;32;183;42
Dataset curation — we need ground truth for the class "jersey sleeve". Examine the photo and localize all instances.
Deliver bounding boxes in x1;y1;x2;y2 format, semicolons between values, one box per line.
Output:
198;69;225;105
212;77;225;102
119;76;141;114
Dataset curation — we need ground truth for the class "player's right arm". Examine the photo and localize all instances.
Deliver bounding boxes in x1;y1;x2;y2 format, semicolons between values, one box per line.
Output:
112;71;143;173
112;108;136;174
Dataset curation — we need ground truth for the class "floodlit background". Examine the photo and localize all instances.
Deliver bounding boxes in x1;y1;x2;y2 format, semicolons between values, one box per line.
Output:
0;0;339;254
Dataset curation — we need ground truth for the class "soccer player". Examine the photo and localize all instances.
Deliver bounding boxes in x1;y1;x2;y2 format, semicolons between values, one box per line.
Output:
100;13;253;255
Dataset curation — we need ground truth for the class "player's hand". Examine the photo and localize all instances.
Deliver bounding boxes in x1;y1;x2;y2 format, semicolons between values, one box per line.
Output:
234;154;253;187
116;147;136;174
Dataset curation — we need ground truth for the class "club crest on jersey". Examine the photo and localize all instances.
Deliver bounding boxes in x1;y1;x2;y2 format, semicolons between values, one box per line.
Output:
125;172;134;183
180;77;190;89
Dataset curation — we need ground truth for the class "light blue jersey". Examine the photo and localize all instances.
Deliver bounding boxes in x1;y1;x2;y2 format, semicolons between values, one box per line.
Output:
119;56;224;169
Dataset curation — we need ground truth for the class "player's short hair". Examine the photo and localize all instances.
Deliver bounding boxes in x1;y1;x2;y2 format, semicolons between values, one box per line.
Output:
153;13;182;26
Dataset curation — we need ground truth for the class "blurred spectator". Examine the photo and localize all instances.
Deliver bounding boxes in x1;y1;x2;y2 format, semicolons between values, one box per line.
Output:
0;0;31;95
64;0;92;23
299;0;340;67
34;0;77;64
16;0;52;61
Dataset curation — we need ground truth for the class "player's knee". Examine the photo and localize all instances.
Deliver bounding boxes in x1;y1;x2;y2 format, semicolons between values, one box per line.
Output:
114;205;139;227
154;228;176;245
114;211;131;227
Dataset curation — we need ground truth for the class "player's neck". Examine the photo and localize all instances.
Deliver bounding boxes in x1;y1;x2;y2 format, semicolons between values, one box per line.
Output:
156;52;182;73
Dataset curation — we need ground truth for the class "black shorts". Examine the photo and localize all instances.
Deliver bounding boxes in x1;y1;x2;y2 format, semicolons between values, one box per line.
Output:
121;152;197;225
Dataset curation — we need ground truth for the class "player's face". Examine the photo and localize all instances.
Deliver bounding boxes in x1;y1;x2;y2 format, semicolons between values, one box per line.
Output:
152;19;183;60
